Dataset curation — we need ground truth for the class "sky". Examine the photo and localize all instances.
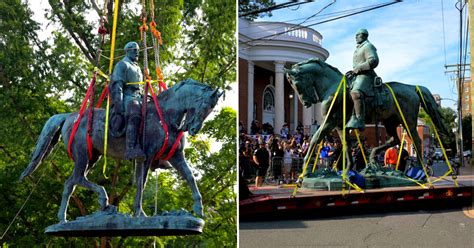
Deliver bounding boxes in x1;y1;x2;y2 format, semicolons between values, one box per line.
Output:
256;0;470;111
26;0;468;113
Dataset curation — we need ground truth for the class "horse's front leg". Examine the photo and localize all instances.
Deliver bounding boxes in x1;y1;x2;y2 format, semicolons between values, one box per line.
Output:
304;118;336;172
335;128;354;171
168;151;203;217
133;159;150;217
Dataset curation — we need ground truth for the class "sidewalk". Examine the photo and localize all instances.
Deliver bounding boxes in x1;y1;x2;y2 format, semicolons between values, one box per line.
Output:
459;163;474;175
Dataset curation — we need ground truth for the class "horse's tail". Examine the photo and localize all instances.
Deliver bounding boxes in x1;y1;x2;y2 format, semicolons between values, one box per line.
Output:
19;113;69;181
417;86;450;137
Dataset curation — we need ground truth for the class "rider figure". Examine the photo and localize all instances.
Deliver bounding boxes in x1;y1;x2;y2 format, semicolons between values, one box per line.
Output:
346;28;379;130
110;41;146;161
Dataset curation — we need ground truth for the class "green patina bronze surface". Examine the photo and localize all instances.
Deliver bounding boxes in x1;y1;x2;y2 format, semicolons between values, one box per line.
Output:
302;165;424;191
20;71;223;236
286;30;450;190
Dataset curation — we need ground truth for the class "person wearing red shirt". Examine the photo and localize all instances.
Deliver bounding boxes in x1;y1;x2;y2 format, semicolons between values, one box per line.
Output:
384;146;398;169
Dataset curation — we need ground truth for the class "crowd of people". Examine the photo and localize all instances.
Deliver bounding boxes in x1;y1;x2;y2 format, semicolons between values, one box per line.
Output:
239;120;431;188
239;121;310;186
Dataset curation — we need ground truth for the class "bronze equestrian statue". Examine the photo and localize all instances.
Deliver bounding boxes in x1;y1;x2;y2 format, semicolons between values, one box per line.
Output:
20;41;223;223
285;58;449;171
345;28;379;131
109;41;146;161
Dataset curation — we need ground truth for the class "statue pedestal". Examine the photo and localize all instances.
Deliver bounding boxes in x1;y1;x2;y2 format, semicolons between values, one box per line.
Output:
45;210;204;237
302;165;423;190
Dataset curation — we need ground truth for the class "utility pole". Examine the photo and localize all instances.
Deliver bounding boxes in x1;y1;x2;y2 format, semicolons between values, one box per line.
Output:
470;0;474;157
455;0;466;167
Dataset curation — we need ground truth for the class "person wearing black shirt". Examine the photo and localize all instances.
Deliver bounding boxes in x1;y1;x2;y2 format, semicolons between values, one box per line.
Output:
397;148;409;172
253;140;270;187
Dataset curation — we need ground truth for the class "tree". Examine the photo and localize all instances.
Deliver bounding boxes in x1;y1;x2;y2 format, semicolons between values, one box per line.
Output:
239;0;276;21
438;107;457;154
0;0;236;246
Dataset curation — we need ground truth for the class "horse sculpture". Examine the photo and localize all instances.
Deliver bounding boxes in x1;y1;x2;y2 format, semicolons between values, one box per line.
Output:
20;79;222;223
285;58;449;170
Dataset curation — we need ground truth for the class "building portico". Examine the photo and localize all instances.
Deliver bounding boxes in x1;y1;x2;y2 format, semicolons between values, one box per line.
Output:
239;18;329;134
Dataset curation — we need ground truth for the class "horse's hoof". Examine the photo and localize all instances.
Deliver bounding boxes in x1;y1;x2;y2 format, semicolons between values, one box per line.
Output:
104;204;118;213
58;220;68;224
193;206;204;218
134;210;148;218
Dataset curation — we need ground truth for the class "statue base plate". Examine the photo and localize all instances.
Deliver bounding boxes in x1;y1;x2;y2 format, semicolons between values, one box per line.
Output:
45;210;204;237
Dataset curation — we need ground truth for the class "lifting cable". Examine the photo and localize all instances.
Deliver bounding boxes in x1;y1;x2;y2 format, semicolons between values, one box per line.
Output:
385;84;433;188
137;0;182;161
341;76;363;194
395;132;406;171
67;0;110;161
102;0;120;178
354;129;368;166
415;86;458;186
292;75;363;198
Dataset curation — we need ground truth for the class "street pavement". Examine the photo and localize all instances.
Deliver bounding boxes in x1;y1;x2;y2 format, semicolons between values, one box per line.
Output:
239;208;474;247
239;163;474;247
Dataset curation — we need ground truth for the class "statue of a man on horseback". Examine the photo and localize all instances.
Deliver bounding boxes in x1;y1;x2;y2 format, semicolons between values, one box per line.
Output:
109;41;146;161
346;28;379;131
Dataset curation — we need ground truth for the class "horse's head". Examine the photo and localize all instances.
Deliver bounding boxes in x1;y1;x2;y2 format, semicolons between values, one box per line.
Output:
286;58;342;107
173;79;223;136
285;61;320;108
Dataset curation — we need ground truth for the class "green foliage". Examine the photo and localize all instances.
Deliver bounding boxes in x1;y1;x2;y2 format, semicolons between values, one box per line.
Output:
239;0;275;20
0;0;236;247
438;107;457;153
172;0;236;89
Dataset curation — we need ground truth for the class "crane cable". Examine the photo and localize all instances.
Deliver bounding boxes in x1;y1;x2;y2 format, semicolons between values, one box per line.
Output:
102;0;120;178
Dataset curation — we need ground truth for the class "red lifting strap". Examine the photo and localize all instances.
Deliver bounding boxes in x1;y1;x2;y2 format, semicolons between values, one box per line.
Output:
148;81;183;161
96;85;109;108
148;81;169;160
163;130;184;161
67;74;97;160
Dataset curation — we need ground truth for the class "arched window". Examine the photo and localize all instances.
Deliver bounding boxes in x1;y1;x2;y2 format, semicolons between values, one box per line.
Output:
262;85;276;128
263;86;275;112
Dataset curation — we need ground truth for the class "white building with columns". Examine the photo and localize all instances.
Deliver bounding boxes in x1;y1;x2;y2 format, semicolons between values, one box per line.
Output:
239;18;329;134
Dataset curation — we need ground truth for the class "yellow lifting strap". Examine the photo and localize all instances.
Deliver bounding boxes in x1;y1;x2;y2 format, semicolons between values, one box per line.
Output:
94;67;109;80
341;76;363;194
384;84;433;188
415;86;458;187
332;152;342;171
354;129;368;166
311;140;324;173
126;79;161;85
292;76;364;198
395;132;406;170
292;76;345;197
102;0;120;179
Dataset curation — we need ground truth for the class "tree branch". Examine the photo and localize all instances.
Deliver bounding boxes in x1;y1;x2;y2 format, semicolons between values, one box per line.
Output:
48;0;95;64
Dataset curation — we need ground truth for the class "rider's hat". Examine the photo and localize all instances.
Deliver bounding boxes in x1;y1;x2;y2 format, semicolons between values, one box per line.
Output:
356;28;369;36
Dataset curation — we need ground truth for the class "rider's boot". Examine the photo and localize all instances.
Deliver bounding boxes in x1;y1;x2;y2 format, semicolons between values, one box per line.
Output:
125;114;146;161
347;92;365;131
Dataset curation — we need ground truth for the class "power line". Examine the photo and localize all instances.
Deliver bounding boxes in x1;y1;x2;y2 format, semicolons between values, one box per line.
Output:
239;0;313;18
252;0;336;45
241;0;402;47
441;0;447;66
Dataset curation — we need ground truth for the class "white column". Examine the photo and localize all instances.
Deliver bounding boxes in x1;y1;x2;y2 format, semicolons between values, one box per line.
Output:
247;61;254;131
293;90;298;132
302;104;312;131
274;61;285;134
314;103;323;124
